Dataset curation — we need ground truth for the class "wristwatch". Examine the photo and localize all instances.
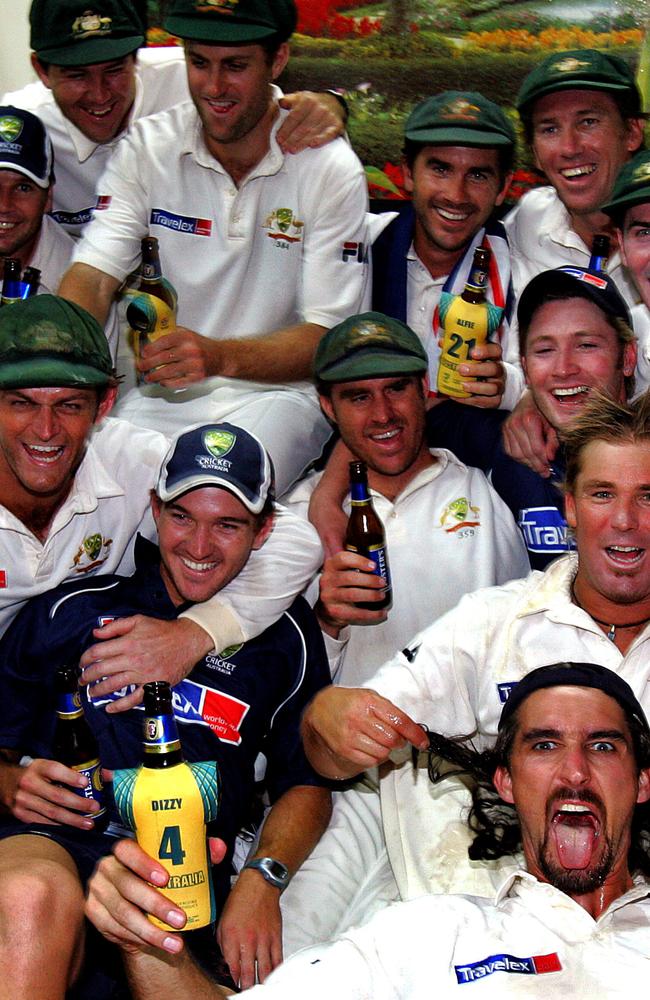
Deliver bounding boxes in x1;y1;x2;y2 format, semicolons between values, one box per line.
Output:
242;856;290;890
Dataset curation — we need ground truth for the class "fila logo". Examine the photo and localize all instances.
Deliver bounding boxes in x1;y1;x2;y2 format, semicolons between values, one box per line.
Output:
342;241;366;263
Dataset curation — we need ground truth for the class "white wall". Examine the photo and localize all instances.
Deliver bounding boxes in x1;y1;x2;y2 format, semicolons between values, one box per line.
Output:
0;0;35;97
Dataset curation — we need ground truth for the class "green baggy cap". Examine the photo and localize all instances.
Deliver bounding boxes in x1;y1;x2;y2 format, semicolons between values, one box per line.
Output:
404;91;514;148
164;0;296;44
602;149;650;222
0;295;116;389
517;48;641;116
30;0;144;66
314;312;428;384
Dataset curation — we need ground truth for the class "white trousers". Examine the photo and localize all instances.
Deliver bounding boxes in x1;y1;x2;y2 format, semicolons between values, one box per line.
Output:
115;385;331;496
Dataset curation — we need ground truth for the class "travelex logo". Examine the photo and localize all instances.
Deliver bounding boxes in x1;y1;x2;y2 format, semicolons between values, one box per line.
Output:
92;678;249;745
151;209;212;237
497;681;517;704
455;951;561;984
517;506;573;554
52;208;94;227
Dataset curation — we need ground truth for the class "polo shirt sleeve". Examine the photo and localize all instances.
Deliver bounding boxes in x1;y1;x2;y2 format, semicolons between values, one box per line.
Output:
263;598;332;802
71;119;151;282
0;592;87;756
361;592;498;739
297;141;371;328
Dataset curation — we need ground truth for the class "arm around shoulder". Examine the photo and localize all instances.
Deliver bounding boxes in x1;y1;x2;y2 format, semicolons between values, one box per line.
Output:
58;262;120;327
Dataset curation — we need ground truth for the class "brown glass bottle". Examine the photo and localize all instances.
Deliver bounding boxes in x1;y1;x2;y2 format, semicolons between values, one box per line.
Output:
1;258;22;306
21;266;41;298
589;235;610;273
437;246;492;398
141;681;184;769
124;237;178;382
125;238;176;310
344;461;392;611
112;682;219;930
53;664;107;829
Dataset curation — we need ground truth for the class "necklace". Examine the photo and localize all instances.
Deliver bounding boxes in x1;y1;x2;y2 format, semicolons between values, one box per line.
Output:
571;584;650;642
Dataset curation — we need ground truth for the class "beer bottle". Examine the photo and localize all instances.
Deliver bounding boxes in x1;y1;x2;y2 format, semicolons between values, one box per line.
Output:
21;266;41;298
344;460;392;611
589;235;610;273
437;246;503;398
113;682;219;931
123;236;178;384
1;258;22;306
53;664;107;830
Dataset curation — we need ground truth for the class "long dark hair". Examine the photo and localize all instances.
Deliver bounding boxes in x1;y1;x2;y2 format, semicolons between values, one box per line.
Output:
420;714;650;874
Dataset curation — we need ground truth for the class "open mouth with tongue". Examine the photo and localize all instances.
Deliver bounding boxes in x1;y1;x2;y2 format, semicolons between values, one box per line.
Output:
551;803;600;870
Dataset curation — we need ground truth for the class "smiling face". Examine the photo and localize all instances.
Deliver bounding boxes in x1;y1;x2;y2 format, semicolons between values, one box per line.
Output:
152;486;272;607
320;374;430;497
565;439;650;615
0;170;50;264
522;297;635;432
403;144;510;276
620;202;650;310
185;41;288;161
494;686;650;902
33;54;137;144
0;385;115;524
531;89;643;224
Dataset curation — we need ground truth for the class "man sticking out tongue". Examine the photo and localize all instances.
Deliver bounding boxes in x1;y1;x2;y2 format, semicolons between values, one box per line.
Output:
489;662;650;918
84;661;650;998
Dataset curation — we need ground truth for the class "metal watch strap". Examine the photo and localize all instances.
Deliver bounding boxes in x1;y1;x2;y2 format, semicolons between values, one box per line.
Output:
242;856;290;890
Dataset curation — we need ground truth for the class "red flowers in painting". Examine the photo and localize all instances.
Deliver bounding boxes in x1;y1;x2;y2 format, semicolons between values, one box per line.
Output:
295;0;382;38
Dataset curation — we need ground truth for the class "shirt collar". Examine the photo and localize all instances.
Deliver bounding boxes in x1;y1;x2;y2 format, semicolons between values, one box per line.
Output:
182;85;285;179
63;65;143;163
497;868;650;923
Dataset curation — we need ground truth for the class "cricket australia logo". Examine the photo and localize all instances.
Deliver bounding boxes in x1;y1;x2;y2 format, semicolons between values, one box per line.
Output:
204;428;236;459
552;57;590;74
195;0;238;12
71;11;113;39
0;116;23;144
441;98;481;122
632;162;650;186
264;207;304;246
440;496;481;535
72;532;113;574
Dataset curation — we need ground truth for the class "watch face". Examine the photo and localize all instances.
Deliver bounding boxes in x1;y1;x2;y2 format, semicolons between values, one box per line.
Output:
247;857;289;886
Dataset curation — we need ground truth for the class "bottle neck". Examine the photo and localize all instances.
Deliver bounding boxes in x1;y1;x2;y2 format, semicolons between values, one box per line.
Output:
56;690;84;720
142;710;183;768
141;259;163;282
350;479;371;504
464;262;488;298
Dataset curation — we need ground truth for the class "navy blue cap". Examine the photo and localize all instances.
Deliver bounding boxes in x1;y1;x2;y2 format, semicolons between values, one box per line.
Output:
499;662;649;736
0;106;53;188
156;423;274;514
517;266;632;332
